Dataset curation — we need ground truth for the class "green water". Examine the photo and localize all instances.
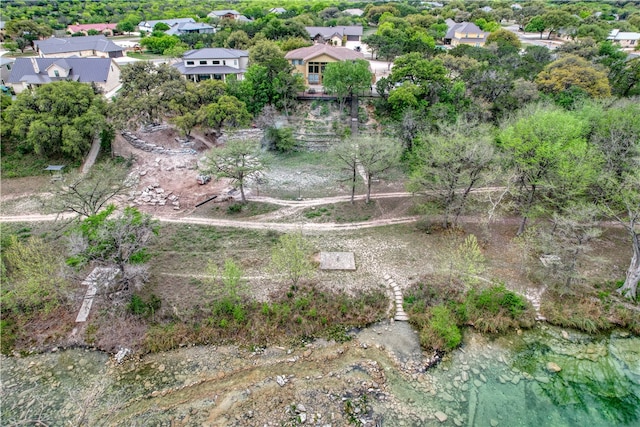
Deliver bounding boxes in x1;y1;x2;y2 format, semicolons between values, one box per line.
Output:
383;326;640;426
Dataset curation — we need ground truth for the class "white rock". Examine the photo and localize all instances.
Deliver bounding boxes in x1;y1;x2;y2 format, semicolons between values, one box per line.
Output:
434;411;448;422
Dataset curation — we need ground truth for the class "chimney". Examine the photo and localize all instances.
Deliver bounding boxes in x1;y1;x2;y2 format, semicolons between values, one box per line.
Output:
31;58;40;73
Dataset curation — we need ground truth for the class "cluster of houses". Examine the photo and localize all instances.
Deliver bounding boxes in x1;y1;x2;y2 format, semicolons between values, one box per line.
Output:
3;8;638;96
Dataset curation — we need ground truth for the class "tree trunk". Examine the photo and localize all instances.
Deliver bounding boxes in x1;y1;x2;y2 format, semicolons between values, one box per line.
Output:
618;231;639;299
366;173;372;204
517;184;536;236
239;181;246;203
350;166;356;205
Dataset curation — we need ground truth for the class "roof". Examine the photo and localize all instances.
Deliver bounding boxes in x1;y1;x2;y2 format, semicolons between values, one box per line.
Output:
208;10;242;17
343;9;364;16
8;57;114;84
35;36;124;54
183;48;248;60
165;22;213;36
173;63;245;75
305;26;363;39
285;45;365;62
270;8;287;14
67;23;117;33
138;18;195;29
445;22;488;39
0;57;15;66
608;30;640;41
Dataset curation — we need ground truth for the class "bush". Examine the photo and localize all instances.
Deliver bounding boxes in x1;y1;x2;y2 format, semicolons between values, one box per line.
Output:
420;305;461;351
464;284;529;333
127;294;161;318
227;203;243;214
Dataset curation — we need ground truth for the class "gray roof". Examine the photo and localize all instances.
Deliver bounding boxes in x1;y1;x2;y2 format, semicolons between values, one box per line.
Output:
183;48;248;60
445;22;488;39
173;64;245;75
0;57;15;67
8;57;113;84
35;35;124;55
305;26;363;38
165;22;214;35
139;18;195;29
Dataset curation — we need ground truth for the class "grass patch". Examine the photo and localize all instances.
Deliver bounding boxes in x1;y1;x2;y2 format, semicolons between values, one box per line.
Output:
195;201;280;218
126;51;167;60
141;283;388;352
404;278;536;352
301;201;378;223
540;282;638;334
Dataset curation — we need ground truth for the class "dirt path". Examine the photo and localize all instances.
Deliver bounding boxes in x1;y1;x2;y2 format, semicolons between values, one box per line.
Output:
80;138;101;174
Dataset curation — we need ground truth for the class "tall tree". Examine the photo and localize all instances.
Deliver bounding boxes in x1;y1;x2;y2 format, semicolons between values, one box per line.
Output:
202;139;266;203
322;59;372;112
497;105;592;235
356;136;402;204
409;121;494;228
270;232;315;287
197;95;251;136
3;81;109;161
536;54;611;99
112;62;183;128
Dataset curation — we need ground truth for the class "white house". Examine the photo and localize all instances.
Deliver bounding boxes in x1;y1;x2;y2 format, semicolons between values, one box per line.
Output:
207;10;251;22
138;18;195;33
172;48;249;82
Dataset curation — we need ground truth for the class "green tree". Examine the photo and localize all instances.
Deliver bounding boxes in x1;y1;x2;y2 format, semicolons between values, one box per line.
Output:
497;105;592;235
525;16;547;39
486;29;521;49
3;81;109;161
409;121;494;228
270;232;315;287
202;139;266;203
197;95;251;136
322;59;372;112
5;19;52;47
536;54;611;99
112;62;183;127
541;10;577;40
68;206;158;299
356;135;402;204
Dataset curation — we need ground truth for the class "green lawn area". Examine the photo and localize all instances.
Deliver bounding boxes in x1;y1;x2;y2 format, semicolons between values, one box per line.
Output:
126;51;168;60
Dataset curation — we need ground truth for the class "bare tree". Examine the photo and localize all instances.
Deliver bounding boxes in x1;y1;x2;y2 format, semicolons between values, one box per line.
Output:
49;161;136;218
355;135;402;204
330;138;359;204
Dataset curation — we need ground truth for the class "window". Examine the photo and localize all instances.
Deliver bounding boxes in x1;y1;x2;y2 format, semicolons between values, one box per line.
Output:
199;60;207;65
54;70;60;77
186;61;194;65
212;60;220;65
6;64;10;70
234;59;237;65
223;60;226;65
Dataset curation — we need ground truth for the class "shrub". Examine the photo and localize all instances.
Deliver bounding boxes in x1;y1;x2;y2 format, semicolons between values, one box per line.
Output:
420;305;461;351
227;203;243;214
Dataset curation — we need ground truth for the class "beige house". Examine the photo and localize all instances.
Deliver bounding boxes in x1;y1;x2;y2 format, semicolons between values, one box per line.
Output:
6;57;121;94
444;20;489;47
285;44;364;86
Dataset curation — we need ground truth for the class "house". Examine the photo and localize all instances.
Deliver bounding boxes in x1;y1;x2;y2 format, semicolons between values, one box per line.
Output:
207;10;251;22
343;9;364;17
284;44;364;86
165;22;214;36
608;30;640;48
172;48;248;82
34;35;125;58
6;57;121;94
138;18;195;33
1;57;15;86
305;26;363;45
269;8;287;15
480;6;493;13
444;21;489;47
67;23;118;36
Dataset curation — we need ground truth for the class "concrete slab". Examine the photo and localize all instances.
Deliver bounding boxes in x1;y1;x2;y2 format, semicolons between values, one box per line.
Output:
75;267;119;322
319;252;356;270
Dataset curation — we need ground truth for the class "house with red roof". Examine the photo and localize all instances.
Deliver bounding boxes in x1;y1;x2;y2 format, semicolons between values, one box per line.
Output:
67;23;118;36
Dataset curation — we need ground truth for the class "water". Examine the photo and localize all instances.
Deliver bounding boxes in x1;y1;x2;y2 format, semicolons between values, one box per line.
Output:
381;326;640;426
1;326;638;426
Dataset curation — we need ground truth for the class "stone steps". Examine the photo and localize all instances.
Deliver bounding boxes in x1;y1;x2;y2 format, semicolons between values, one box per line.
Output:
384;274;409;321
